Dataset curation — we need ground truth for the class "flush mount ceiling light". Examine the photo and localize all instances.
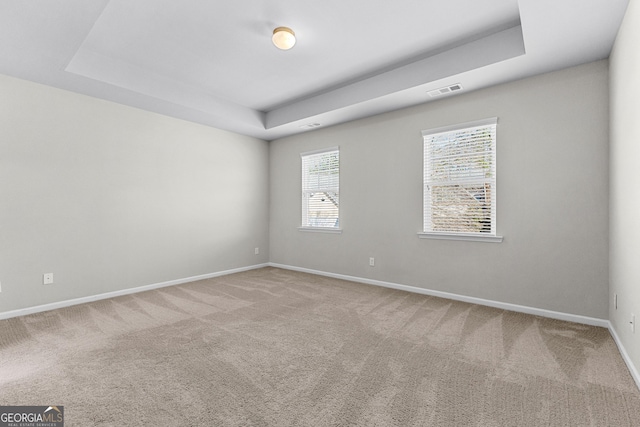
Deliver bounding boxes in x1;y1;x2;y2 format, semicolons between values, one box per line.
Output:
272;26;296;50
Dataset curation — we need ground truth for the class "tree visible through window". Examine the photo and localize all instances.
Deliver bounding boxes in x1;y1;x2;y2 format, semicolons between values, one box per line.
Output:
423;118;497;235
301;148;339;228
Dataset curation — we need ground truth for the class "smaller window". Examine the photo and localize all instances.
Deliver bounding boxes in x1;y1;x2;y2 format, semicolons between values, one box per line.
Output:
421;118;501;242
301;147;340;230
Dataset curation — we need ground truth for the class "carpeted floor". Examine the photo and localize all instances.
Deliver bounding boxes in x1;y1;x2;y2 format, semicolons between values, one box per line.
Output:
0;267;638;426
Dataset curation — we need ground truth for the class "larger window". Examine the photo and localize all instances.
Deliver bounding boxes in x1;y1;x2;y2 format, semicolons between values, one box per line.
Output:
301;147;340;230
421;118;501;242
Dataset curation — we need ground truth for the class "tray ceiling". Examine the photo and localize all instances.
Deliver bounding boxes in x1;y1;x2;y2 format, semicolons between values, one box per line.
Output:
0;0;629;140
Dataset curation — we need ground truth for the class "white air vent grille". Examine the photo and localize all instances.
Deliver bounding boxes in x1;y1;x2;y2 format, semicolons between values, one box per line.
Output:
300;123;321;130
428;83;463;98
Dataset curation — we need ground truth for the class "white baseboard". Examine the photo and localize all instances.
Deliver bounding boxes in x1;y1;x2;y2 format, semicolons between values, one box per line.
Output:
2;262;608;327
0;263;269;321
270;263;640;391
268;262;609;328
608;323;640;391
2;261;638;392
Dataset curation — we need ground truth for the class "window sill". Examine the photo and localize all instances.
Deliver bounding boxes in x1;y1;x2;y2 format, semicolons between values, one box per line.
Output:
298;227;343;234
417;232;503;243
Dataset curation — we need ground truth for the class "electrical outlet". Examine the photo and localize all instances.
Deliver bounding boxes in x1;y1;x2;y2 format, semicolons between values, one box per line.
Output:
369;257;375;267
255;247;259;255
43;273;54;285
631;314;636;333
614;293;618;310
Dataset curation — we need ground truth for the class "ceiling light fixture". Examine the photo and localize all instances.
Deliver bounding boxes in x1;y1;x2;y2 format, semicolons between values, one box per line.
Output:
272;27;296;50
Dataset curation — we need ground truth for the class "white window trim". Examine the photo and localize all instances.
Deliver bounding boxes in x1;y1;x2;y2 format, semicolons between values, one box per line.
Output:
298;226;343;234
421;117;498;138
420;117;502;243
417;232;503;243
300;146;340;157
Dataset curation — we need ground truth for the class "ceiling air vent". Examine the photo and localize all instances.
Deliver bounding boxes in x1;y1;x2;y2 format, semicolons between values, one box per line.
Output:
300;123;321;130
428;83;463;98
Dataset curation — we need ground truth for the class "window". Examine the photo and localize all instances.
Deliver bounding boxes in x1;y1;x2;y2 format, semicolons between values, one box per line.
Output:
300;147;340;231
420;118;502;242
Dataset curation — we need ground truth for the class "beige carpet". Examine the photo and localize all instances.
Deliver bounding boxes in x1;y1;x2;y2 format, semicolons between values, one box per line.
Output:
0;267;638;426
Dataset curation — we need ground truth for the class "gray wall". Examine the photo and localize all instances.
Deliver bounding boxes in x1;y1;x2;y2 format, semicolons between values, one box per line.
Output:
610;0;640;376
270;60;610;319
0;59;613;323
0;74;269;313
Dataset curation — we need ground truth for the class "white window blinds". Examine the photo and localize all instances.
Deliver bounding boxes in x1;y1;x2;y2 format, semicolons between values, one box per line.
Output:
301;147;339;228
423;118;497;235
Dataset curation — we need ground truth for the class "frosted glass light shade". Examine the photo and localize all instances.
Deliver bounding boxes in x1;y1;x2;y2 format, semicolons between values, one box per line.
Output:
272;27;296;50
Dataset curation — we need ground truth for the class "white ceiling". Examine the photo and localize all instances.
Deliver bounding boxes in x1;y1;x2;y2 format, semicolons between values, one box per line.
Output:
0;0;629;140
